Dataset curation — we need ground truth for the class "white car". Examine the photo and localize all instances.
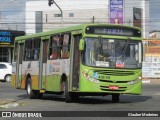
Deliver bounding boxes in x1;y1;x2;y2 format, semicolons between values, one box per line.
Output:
0;62;12;82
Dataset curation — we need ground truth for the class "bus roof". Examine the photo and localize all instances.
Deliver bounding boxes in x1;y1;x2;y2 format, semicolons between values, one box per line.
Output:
15;24;141;41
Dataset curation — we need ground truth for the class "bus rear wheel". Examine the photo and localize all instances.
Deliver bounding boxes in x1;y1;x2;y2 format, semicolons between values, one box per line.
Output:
27;78;43;99
112;94;120;103
27;78;36;99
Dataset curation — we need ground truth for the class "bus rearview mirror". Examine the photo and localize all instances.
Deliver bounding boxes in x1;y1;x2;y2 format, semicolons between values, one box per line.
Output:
79;39;85;51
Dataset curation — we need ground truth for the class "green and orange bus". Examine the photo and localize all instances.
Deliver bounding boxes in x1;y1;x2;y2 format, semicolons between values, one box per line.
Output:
11;24;142;103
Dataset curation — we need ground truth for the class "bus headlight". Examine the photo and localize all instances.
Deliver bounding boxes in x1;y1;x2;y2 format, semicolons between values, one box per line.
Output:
127;79;139;85
82;71;100;84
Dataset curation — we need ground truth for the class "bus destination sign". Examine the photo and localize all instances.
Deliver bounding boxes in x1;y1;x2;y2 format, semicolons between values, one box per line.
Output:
94;28;133;36
85;26;141;37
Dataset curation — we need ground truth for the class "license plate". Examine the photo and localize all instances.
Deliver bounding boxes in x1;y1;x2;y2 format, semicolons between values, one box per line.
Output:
116;61;124;68
109;85;119;90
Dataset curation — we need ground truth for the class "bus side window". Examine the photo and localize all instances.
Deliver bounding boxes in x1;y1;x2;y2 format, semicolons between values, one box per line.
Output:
14;42;18;62
50;36;59;59
61;34;70;59
24;40;31;61
33;39;40;60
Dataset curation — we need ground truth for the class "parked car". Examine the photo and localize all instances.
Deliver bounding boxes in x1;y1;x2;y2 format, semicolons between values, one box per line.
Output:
0;62;12;82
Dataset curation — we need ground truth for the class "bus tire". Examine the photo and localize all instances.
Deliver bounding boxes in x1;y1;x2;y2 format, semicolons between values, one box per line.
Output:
37;92;43;99
26;78;36;99
112;94;120;103
64;81;72;103
72;94;79;102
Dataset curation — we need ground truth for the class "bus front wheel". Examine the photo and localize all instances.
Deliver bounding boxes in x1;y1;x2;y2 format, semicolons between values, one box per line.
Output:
112;94;120;103
64;81;72;103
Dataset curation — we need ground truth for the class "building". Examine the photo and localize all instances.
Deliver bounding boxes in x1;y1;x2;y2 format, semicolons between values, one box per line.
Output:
26;0;149;37
0;30;25;63
149;31;160;38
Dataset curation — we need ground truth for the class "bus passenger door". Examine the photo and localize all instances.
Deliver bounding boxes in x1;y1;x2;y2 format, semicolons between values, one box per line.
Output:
16;43;24;88
70;32;82;91
39;39;49;90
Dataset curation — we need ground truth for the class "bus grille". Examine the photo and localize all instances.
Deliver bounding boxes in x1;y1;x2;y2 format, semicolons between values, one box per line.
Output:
98;80;129;83
93;69;135;76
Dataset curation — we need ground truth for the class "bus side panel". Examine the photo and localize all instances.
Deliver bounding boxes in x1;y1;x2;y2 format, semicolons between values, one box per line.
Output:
18;64;23;88
44;59;70;92
22;61;39;90
44;75;61;92
43;60;60;92
11;62;16;88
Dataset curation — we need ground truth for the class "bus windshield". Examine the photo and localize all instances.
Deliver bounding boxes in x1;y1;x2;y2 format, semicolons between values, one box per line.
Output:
84;38;142;69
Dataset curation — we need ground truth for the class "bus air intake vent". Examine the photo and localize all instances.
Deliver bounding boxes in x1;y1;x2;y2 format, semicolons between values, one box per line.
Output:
93;70;135;76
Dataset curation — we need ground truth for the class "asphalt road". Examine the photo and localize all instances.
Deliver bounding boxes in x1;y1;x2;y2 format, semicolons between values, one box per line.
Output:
0;82;160;120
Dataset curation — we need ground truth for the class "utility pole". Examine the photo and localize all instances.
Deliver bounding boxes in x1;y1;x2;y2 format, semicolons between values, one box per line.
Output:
48;0;63;27
92;16;95;23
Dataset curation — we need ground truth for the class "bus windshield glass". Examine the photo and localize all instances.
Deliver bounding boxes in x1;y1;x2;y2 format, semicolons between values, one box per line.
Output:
84;38;142;69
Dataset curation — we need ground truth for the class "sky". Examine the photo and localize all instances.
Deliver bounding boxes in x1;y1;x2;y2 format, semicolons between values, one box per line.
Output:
0;0;160;32
0;0;26;31
149;0;160;31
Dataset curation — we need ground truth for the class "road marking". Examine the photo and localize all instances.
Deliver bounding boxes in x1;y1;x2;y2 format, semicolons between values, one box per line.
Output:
0;103;19;109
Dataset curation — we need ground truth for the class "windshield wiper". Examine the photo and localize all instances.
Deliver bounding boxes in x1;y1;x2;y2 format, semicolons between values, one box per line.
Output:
98;36;103;54
122;38;131;55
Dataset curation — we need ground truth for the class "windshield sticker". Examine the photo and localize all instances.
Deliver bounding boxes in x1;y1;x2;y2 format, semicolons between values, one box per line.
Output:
109;39;114;42
96;61;109;67
93;72;99;79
